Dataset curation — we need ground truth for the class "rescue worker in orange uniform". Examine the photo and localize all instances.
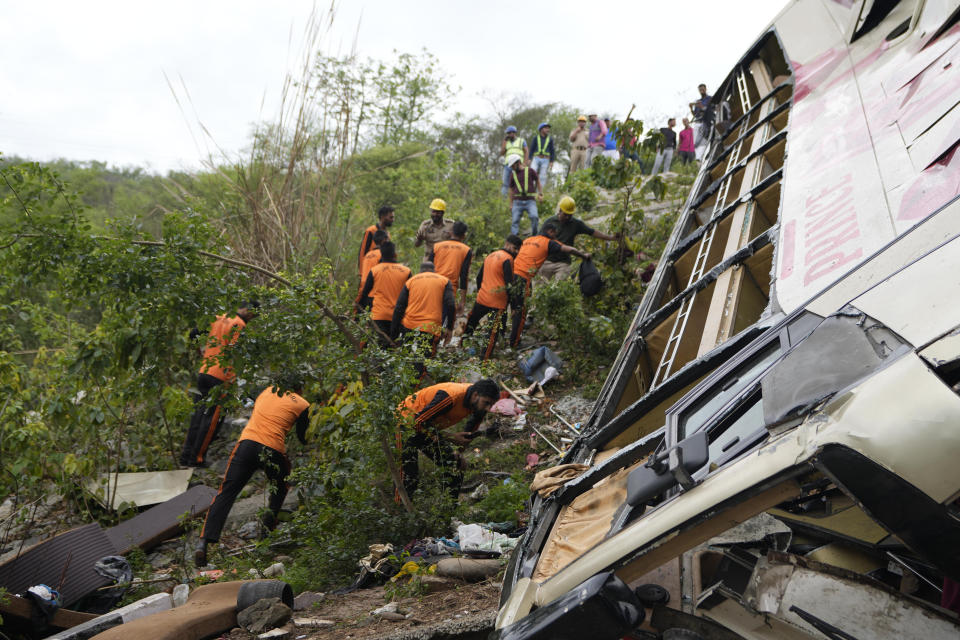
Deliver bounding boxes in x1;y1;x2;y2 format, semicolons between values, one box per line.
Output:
358;242;411;345
511;222;590;346
464;235;522;360
398;379;499;499
179;303;258;467
391;262;455;348
195;382;310;566
355;229;388;308
358;205;394;275
428;221;473;314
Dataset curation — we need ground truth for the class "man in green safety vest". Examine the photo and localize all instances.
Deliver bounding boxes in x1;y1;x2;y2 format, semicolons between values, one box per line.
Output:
529;123;556;188
500;125;528;196
507;154;542;236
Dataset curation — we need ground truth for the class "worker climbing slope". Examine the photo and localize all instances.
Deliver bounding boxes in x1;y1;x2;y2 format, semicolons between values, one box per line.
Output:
195;382;310;566
358;241;411;345
180;303;258;468
429;221;473;314
358;205;394;275
392;262;455;374
511;222;590;346
356;229;388;305
464;234;522;360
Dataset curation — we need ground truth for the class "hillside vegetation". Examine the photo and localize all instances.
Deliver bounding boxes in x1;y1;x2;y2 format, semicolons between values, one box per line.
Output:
0;47;698;600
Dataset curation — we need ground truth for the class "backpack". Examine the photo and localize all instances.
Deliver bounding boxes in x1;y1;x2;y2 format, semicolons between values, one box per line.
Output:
578;259;603;297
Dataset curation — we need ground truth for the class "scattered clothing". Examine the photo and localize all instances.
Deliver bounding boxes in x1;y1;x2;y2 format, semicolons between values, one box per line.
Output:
529;463;590;498
457;523;517;555
490;397;524;416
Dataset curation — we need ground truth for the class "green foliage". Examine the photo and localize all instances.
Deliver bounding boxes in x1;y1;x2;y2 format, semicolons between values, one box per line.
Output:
529;279;616;357
561;171;598;213
0;38;705;600
472;475;530;523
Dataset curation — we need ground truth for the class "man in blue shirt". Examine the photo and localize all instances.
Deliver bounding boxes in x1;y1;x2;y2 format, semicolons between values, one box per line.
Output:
528;123;556;187
500;126;528;196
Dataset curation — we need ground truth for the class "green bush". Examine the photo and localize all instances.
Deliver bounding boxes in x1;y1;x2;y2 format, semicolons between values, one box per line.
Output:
472;475;530;523
561;171;598;213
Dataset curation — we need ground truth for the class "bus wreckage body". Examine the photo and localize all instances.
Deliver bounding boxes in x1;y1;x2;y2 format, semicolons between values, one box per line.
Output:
494;1;960;638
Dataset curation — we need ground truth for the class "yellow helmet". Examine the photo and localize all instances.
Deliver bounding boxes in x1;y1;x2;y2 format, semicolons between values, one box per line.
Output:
558;195;576;214
429;198;447;212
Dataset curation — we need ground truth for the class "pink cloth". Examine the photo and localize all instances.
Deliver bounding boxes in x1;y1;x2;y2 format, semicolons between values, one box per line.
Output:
678;127;695;152
490;398;523;416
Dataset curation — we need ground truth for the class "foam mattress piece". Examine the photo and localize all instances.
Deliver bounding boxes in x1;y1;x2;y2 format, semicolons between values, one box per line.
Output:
90;581;248;640
0;523;116;608
85;469;195;509
106;484;217;553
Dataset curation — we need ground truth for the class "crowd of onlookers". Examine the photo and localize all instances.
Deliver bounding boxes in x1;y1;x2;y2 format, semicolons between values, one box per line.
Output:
499;83;716;192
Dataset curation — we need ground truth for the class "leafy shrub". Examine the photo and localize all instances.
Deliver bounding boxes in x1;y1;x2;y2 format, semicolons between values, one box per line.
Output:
472;475;530;523
561;171;598;212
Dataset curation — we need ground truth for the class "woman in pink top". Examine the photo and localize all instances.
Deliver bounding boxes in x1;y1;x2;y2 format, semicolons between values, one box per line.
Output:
678;117;696;165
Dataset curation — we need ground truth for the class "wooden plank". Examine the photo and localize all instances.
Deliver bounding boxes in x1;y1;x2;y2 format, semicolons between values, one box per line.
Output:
0;594;98;630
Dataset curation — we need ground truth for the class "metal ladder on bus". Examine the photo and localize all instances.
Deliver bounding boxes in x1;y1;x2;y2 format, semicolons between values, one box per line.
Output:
649;69;754;389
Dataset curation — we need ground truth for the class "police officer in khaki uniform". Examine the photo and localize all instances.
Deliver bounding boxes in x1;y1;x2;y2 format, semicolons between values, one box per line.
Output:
414;198;456;259
568;116;590;175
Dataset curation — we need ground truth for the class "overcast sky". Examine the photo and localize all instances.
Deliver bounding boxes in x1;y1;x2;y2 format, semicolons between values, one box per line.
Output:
1;1;784;174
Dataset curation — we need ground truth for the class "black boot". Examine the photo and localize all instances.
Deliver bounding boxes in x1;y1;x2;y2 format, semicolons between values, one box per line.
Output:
194;539;208;567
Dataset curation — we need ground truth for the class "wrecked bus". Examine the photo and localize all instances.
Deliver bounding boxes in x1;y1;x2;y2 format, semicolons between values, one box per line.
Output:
494;0;960;638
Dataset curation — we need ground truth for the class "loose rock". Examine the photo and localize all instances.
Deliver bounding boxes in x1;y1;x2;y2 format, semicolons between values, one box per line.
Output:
257;629;290;639
293;591;325;611
420;575;459;594
237;597;293;634
172;583;189;607
237;520;260;539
